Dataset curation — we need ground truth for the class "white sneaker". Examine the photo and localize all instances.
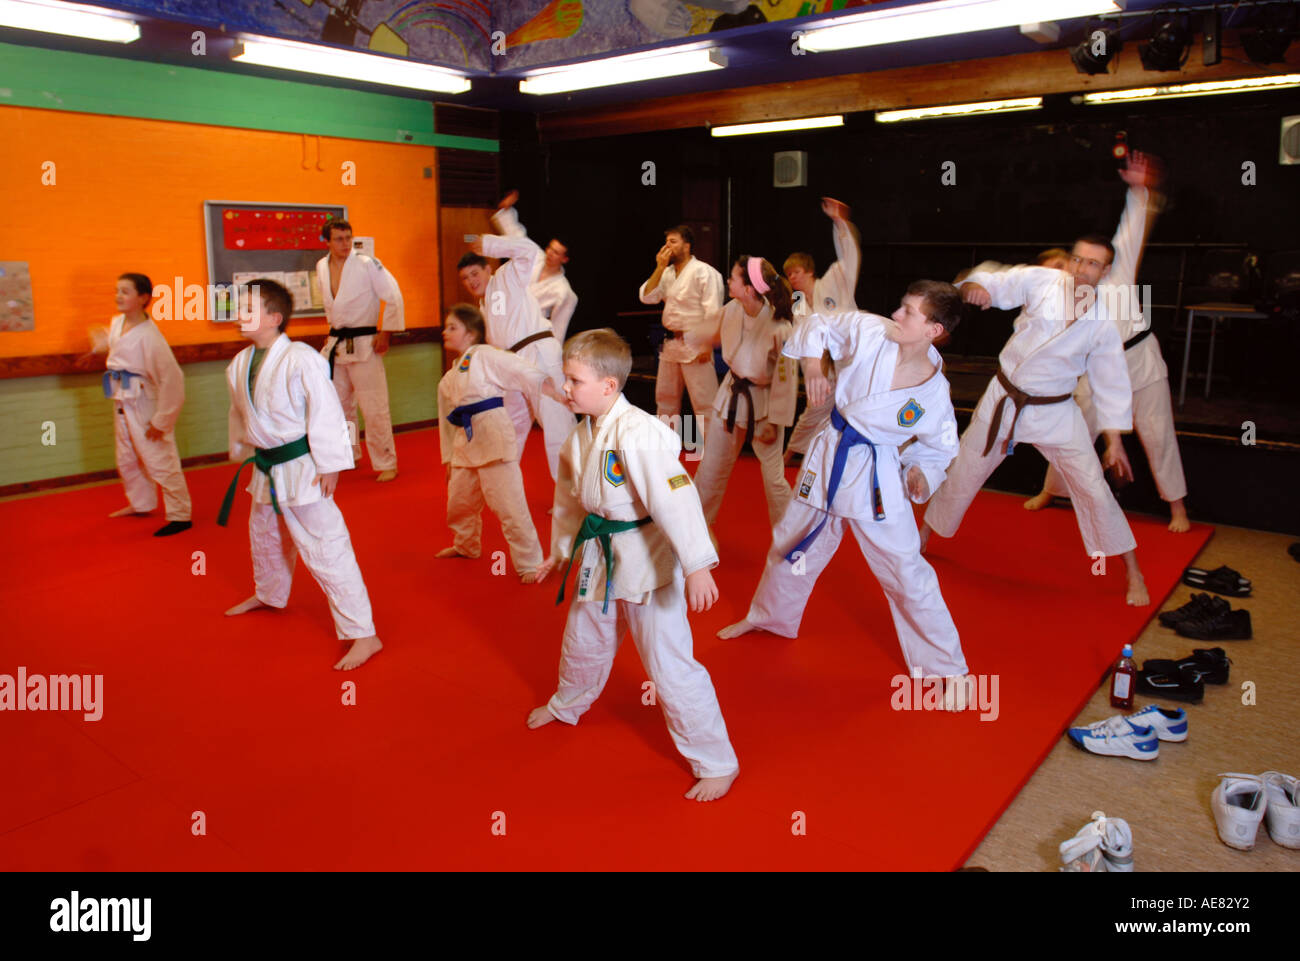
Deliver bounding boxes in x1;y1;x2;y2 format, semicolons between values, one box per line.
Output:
1127;705;1188;742
1059;811;1134;872
1261;771;1300;849
1067;717;1160;760
1211;773;1267;850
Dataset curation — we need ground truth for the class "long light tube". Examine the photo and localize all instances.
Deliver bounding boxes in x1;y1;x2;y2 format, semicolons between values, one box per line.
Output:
0;0;140;42
711;115;844;137
233;35;471;94
519;46;726;95
876;97;1042;122
1081;74;1300;104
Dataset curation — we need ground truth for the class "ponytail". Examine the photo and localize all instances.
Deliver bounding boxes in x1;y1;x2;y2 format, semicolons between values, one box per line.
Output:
735;255;793;322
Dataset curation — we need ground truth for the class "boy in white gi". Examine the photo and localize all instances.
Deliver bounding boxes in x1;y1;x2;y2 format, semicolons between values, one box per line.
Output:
458;191;574;481
529;236;578;344
436;303;566;582
91;273;193;536
920;154;1163;606
317;220;404;482
692;256;797;530
1022;158;1190;532
639;224;725;441
719;283;970;696
221;280;382;671
783;196;861;464
530;329;740;802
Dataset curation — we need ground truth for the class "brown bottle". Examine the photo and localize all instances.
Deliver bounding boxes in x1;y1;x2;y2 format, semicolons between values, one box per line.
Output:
1110;644;1136;711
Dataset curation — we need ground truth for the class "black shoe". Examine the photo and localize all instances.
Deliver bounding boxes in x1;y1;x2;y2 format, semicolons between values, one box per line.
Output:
1136;668;1205;703
1182;565;1251;597
1158;593;1228;628
1175;608;1252;641
153;520;193;537
1142;648;1232;685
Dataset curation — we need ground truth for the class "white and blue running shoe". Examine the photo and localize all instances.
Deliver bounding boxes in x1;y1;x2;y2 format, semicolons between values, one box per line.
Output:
1067;716;1160;760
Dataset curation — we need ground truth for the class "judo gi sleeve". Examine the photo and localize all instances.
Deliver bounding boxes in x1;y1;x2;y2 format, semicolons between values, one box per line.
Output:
145;330;186;432
482;232;542;299
900;401;960;503
437;377;455;464
1085;324;1135;433
552;287;578;342
481;346;549;400
226;368;252;462
299;352;358;474
370;260;405;332
964;264;1056;312
550;443;584;562
766;321;798;427
622;422;718;577
821;218;862;307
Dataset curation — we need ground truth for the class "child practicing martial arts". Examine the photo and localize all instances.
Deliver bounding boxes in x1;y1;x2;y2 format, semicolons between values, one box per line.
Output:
719;283;971;701
436;303;566;582
90;273;193;536
529;329;740;802
692;255;797;530
219;279;382;671
920;153;1164;605
783;196;861;465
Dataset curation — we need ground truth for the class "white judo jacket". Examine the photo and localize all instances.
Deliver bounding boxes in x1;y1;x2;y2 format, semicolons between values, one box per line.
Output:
227;334;354;507
438;344;548;468
480;207;554;351
784;312;958;518
639;256;725;364
317;251;405;366
552;395;718;604
711;300;797;429
105;315;185;432
490;205;578;345
792;217;860;320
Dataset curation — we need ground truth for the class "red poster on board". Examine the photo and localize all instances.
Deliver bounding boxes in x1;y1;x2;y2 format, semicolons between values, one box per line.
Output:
222;208;334;250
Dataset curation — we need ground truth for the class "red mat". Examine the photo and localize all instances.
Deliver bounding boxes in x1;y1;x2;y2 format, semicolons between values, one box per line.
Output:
0;428;1211;870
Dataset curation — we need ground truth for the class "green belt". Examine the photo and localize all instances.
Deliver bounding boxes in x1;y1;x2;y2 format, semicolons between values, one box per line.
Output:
556;513;653;614
217;435;311;526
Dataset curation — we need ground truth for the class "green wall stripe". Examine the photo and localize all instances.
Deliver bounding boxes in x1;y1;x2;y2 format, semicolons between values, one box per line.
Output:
0;42;497;152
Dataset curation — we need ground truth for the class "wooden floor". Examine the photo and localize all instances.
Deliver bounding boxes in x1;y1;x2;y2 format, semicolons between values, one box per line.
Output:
965;516;1300;871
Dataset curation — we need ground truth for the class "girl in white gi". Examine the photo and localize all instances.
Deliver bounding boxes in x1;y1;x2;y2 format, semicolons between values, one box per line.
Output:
719;282;970;697
530;329;740;802
220;280;382;671
783;196;861;464
91;273;193;536
692;256;797;530
436;304;565;583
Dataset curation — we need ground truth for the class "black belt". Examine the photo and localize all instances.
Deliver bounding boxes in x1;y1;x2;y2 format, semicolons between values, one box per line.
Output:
725;376;757;437
326;326;379;378
509;330;553;353
984;369;1073;457
1123;328;1152;351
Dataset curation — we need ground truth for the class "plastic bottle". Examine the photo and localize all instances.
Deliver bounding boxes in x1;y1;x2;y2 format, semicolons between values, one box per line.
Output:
1110;643;1136;710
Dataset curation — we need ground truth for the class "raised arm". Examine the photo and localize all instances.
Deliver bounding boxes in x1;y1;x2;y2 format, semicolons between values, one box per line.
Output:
819;197;861;310
639;245;672;303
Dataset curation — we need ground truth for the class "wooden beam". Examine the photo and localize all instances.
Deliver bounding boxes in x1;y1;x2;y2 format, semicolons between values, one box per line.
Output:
539;35;1300;142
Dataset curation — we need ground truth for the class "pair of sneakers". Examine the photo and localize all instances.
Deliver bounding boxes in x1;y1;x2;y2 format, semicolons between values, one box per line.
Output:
1066;705;1188;760
1212;772;1300;850
1059;811;1134;871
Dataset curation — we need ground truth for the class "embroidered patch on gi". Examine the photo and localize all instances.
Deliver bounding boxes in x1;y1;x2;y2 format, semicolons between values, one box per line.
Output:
457;352;472;373
603;450;625;487
668;473;690;490
578;567;591;597
823;296;837;309
798;470;816;499
898;398;924;428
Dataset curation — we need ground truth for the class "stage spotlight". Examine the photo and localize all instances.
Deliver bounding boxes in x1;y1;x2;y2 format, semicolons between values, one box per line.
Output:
1242;5;1296;64
1071;22;1122;74
1139;7;1191;72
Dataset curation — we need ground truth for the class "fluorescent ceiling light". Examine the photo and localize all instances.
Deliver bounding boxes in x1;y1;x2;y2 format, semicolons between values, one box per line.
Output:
876;97;1042;122
520;46;726;95
0;0;139;42
798;0;1124;52
711;115;844;137
233;35;470;94
1081;74;1300;104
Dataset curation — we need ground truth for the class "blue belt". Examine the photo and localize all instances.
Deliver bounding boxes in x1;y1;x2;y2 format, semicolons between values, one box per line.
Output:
785;408;883;564
446;397;504;441
102;370;142;398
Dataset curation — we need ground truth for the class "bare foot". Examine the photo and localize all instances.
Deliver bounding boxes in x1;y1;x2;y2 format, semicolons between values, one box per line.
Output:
942;676;972;712
436;546;473;559
519;570;539;584
1023;491;1053;511
918;523;932;554
109;505;150;517
1168;502;1190;533
717;619;755;639
225;595;270;616
685;772;737;802
527;705;555;729
375;470;398;482
334;635;382;670
1126;574;1150;607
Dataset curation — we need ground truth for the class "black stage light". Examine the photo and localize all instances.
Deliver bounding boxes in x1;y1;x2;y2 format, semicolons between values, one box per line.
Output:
1071;22;1123;74
1242;5;1297;64
1140;7;1191;71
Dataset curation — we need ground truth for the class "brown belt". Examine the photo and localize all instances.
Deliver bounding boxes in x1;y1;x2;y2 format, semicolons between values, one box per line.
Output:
983;368;1073;457
725;376;756;436
508;330;553;353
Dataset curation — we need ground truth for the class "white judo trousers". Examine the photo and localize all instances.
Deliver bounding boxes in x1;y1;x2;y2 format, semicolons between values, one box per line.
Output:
248;498;375;640
331;355;397;471
654;356;719;441
113;402;191;520
547;568;739;780
502;336;572;481
446;462;542;573
694;419;789;528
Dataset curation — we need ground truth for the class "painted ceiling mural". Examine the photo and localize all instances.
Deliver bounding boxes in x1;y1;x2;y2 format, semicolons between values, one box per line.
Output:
93;0;884;72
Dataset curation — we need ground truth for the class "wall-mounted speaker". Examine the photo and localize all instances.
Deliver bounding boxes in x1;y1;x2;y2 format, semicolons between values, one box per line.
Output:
774;151;807;188
1281;116;1300;165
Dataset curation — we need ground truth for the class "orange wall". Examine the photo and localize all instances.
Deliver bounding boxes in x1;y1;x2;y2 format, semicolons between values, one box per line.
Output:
0;106;439;358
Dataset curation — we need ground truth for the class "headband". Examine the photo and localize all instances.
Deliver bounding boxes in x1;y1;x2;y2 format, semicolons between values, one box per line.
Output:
746;257;770;295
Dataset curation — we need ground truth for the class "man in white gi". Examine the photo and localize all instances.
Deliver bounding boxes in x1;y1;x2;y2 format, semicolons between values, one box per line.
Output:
920;154;1163;606
317;220;404;482
221;279;382;671
530;328;739;802
529;236;578;344
783;196;861;464
458;191;573;481
1022;160;1190;533
639;224;725;441
719;283;970;695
